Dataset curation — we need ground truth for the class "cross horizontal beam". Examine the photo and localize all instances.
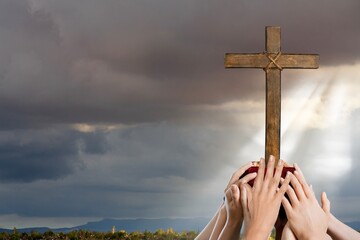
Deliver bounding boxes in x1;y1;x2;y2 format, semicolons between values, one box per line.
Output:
225;53;319;69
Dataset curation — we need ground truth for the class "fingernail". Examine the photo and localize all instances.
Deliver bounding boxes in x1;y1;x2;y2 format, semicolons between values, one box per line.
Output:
286;171;291;178
269;155;274;162
260;158;265;165
278;159;283;166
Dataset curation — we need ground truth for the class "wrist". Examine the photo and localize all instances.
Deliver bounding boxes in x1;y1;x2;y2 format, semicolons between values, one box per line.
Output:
303;234;327;240
225;217;243;229
244;227;270;240
300;231;327;240
327;213;341;236
326;213;336;233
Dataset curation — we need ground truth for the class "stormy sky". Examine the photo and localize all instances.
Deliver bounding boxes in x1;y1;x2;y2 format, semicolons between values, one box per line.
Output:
0;0;359;228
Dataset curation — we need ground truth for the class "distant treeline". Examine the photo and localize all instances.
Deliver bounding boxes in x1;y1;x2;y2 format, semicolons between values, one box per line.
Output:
0;228;198;240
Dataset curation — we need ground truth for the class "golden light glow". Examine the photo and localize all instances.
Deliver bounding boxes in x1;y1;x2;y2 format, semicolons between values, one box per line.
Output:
72;123;127;133
282;63;360;179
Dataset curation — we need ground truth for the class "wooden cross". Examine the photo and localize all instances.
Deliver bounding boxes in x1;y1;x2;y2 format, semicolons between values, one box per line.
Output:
225;26;319;165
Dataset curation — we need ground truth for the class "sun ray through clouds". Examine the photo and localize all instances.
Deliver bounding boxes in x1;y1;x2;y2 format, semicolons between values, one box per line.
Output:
282;64;360;185
235;63;360;188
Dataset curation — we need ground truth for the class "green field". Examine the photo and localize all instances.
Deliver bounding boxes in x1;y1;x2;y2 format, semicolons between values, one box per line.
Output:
0;228;198;240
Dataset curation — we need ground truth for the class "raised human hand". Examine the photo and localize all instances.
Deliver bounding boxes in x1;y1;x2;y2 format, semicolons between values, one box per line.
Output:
321;191;360;240
224;162;258;223
241;156;291;239
218;162;258;240
218;185;243;240
196;162;256;240
281;164;328;240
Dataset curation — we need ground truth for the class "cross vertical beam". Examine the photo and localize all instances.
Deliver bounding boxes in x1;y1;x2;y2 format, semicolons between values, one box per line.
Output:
265;27;281;163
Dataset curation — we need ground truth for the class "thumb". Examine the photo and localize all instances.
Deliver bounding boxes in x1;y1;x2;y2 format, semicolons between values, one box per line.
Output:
321;192;331;214
241;184;252;213
231;184;240;202
225;187;232;203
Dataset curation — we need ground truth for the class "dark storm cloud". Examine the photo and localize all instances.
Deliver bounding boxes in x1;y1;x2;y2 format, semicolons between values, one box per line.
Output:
0;122;254;217
0;128;109;182
0;0;359;128
108;123;249;180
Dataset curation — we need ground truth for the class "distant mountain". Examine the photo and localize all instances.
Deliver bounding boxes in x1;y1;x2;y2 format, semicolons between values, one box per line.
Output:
0;217;209;233
73;217;209;233
0;227;52;234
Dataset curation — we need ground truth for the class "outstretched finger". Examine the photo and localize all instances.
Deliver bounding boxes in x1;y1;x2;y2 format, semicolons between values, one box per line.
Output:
225;161;253;192
264;155;276;186
253;158;265;192
282;195;293;215
271;159;284;192
236;172;257;187
241;183;252;211
225;187;232;203
240;184;248;210
321;192;331;214
231;185;240;203
278;171;291;197
285;181;300;206
290;171;307;201
294;163;313;198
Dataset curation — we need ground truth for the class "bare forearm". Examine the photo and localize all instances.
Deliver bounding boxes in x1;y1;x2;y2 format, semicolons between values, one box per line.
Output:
210;205;227;240
218;220;241;240
195;203;223;240
327;214;360;240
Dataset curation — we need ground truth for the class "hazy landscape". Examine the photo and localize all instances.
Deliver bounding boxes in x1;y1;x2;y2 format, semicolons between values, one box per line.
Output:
0;218;359;239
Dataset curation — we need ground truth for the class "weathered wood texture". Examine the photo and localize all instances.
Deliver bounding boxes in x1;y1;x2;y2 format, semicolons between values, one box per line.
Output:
224;26;319;165
225;54;319;69
266;69;281;164
265;26;281;164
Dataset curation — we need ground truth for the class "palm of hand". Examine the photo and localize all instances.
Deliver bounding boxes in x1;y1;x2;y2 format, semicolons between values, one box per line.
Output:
225;185;243;225
288;197;328;239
